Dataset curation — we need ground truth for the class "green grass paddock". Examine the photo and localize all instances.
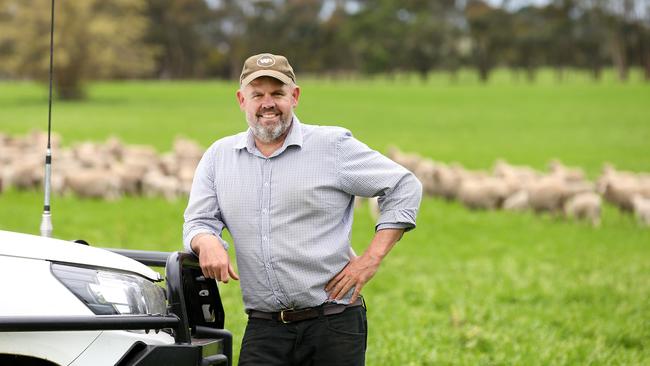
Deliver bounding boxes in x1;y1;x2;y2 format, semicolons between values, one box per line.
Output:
1;75;649;364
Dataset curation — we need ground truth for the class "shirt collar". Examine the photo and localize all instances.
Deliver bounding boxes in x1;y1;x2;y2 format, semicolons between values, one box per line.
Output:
234;115;304;157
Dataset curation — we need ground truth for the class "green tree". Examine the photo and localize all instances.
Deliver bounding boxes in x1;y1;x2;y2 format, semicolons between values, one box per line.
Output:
0;0;156;99
465;0;511;82
145;0;220;78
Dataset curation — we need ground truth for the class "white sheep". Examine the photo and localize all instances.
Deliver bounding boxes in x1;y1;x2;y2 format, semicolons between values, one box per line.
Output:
368;196;380;221
564;192;602;226
548;159;586;182
177;165;197;196
527;176;592;215
600;176;646;212
386;146;421;173
431;163;463;200
458;177;509;210
413;159;436;196
632;195;650;227
1;155;42;190
173;137;204;162
502;190;529;212
353;196;380;221
493;159;540;182
104;136;124;160
65;169;122;200
72;142;114;169
142;170;181;201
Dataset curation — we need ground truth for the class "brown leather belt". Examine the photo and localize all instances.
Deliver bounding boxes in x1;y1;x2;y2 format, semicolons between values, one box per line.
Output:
248;298;365;324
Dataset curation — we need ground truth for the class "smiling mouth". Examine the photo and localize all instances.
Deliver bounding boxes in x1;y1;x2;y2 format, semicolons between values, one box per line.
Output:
257;110;281;120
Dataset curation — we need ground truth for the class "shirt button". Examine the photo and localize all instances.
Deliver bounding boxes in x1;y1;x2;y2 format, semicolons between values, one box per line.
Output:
264;182;269;187
263;236;268;241
262;208;268;214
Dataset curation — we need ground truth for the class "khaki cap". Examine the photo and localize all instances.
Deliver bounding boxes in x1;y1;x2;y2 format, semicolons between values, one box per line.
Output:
240;53;296;86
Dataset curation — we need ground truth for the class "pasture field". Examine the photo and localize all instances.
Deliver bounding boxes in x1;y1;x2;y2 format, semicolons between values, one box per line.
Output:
1;73;650;364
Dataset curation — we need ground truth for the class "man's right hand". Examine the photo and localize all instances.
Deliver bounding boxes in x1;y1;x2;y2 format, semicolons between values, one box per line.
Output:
191;234;239;283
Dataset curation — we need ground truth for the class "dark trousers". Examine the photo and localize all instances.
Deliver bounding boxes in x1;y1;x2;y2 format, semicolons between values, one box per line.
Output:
239;306;367;366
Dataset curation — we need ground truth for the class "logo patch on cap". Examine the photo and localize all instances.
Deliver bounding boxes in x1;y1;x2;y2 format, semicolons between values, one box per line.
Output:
256;55;276;68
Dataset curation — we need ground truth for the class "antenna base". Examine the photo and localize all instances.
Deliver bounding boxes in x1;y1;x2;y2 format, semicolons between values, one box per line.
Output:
40;212;53;238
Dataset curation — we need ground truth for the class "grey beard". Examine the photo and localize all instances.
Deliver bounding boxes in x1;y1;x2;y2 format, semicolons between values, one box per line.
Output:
249;115;292;143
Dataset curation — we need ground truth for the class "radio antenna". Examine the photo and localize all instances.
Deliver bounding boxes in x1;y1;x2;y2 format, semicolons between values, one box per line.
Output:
40;0;55;237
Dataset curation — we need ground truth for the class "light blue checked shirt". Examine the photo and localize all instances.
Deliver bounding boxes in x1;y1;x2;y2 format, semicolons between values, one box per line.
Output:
183;117;421;312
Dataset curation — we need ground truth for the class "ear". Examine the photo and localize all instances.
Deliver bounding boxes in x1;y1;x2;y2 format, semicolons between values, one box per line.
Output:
291;85;301;108
236;89;245;110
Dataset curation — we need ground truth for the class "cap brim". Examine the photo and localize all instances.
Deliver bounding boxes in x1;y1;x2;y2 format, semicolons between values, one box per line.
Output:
241;70;293;86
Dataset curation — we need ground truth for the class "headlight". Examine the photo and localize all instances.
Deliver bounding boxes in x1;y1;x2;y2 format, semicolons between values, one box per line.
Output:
52;263;167;316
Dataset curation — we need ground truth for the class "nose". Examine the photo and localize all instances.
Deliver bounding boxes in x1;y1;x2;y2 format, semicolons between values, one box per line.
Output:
260;94;275;109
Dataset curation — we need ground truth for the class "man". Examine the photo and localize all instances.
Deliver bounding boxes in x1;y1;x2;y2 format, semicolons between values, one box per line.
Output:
183;53;421;365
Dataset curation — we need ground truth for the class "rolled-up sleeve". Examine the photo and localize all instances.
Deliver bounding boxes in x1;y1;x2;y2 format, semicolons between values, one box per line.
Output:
183;145;229;253
336;130;422;232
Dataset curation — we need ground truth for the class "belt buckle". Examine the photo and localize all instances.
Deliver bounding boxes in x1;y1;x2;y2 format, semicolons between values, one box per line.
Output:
280;309;293;324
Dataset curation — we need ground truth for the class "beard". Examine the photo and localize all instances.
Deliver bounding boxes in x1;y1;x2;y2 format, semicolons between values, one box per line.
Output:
246;108;293;144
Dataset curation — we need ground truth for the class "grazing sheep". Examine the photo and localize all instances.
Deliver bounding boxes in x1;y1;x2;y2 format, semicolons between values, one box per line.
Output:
173;137;204;162
414;159;436;196
528;176;595;215
368;196;380;221
22;129;61;153
0;146;23;166
549;159;585;182
527;176;566;214
142;171;180;201
104;136;125;161
159;152;179;176
564;192;602;226
112;163;145;196
598;164;650;213
632;195;650;226
494;159;540;181
386;146;421;172
353;196;364;209
65;169;122;200
72;142;115;169
600;176;645;212
353;196;380;221
458;177;509;210
2;157;42;190
432;163;463;200
123;144;159;165
177;166;197;195
502;190;529;211
50;152;81;195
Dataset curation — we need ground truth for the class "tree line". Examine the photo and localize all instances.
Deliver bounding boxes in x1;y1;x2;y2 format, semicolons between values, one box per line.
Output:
1;0;649;99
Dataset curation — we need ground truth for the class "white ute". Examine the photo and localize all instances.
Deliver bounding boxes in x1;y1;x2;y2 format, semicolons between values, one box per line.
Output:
0;230;232;366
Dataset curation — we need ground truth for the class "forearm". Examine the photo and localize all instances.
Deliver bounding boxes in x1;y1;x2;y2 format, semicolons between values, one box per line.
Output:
327;228;404;302
364;228;404;261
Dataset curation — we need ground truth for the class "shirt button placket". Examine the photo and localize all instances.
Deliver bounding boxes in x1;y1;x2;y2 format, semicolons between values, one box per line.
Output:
261;159;281;302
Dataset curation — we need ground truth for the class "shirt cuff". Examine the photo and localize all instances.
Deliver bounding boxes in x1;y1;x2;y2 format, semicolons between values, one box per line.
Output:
375;209;417;232
184;230;229;255
376;223;411;231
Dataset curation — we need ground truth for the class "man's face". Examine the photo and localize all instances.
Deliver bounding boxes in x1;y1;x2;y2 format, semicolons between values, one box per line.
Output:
236;76;300;144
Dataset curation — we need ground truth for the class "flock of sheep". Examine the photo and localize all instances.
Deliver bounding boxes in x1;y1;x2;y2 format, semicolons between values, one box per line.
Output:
386;147;650;227
1;131;649;227
0;130;201;201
